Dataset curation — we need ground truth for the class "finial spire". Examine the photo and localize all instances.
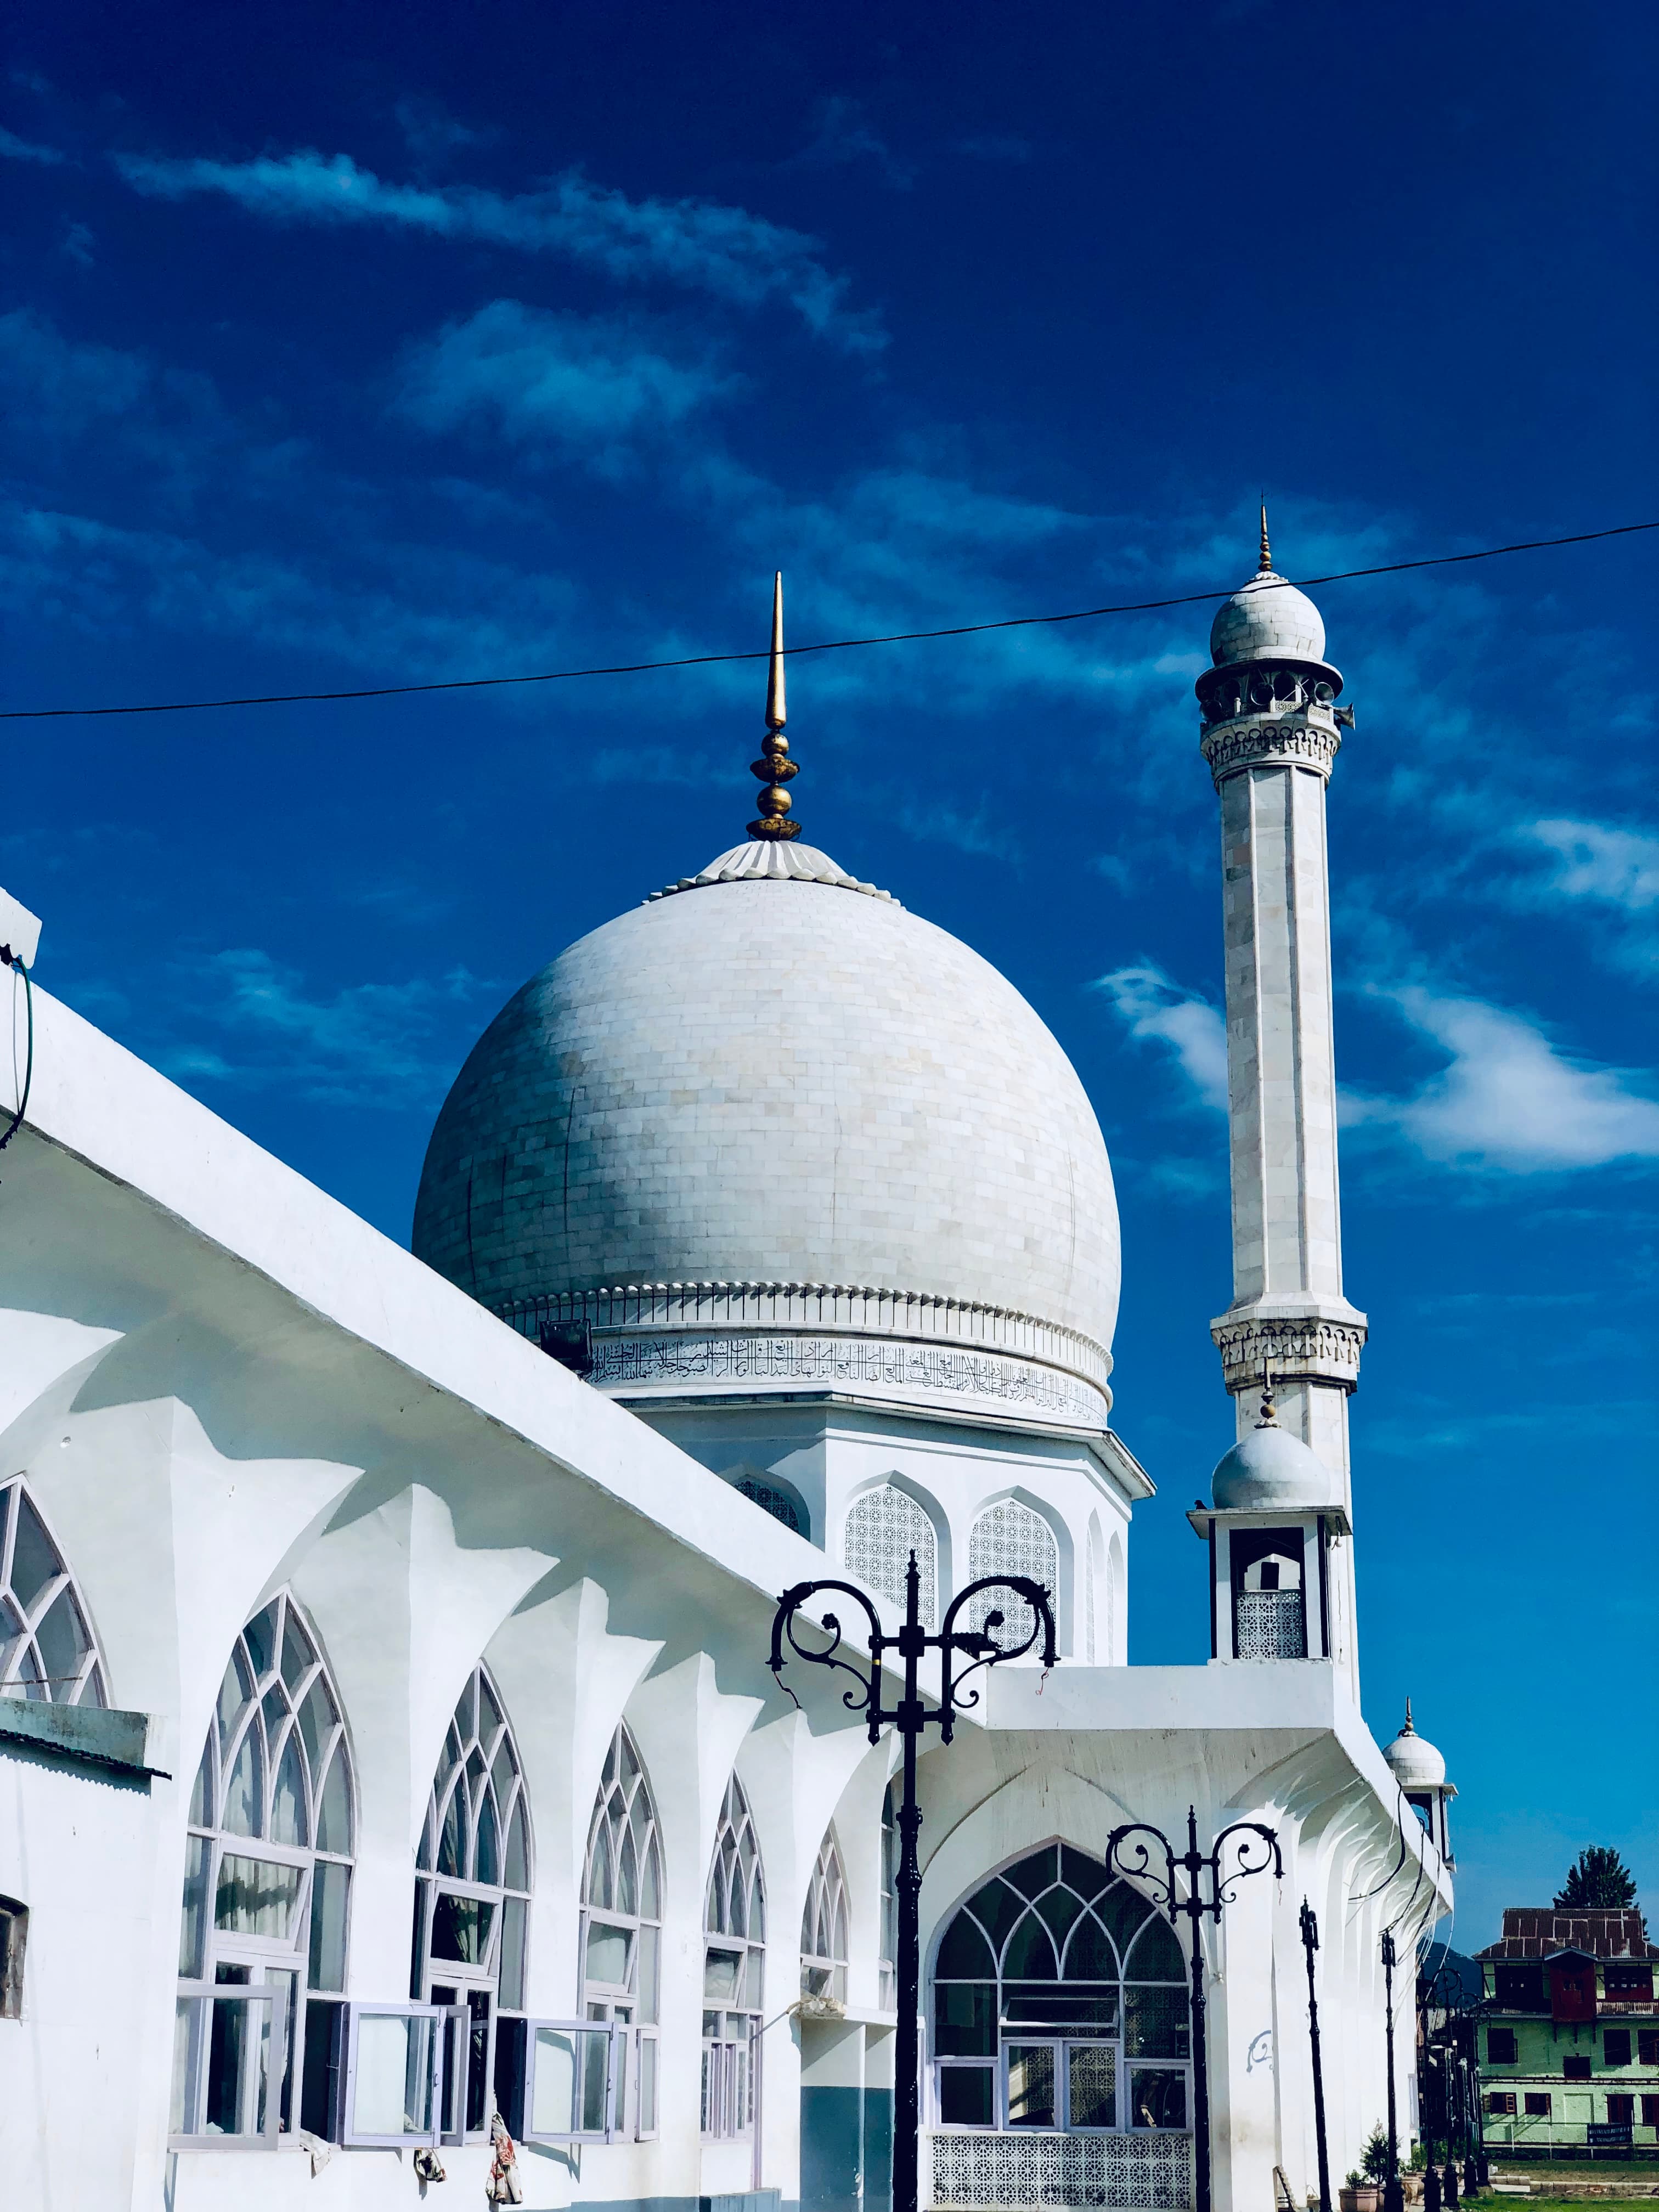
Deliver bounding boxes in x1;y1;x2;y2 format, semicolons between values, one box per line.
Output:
1259;501;1273;574
1255;1358;1278;1429
749;571;801;841
1401;1697;1416;1736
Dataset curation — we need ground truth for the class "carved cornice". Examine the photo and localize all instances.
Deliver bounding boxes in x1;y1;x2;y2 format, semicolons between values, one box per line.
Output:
1201;717;1343;789
1211;1311;1367;1394
496;1279;1114;1396
579;1330;1111;1425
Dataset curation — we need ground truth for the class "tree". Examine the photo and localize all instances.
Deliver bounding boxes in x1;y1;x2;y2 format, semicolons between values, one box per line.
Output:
1554;1847;1637;1910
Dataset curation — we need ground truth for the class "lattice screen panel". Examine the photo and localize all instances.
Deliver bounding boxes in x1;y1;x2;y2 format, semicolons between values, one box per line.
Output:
931;2128;1193;2209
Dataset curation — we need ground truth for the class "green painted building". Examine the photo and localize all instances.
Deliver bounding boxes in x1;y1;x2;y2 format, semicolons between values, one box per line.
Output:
1475;1909;1659;2154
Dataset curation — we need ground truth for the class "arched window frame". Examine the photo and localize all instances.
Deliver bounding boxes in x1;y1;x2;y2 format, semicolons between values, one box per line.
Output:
966;1498;1061;1654
0;1475;108;1706
173;1591;356;2145
930;1844;1190;2136
727;1465;809;1537
577;1723;663;2138
702;1773;766;2140
844;1482;939;1629
800;1829;850;2003
411;1663;533;2143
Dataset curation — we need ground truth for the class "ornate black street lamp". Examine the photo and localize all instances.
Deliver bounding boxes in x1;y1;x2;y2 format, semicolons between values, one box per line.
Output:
1300;1900;1334;2212
1103;1809;1282;2212
1382;1931;1404;2212
769;1551;1057;2212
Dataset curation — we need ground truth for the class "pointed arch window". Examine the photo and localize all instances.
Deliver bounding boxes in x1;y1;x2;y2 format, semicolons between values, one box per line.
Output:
931;1845;1189;2135
0;1476;106;1706
844;1484;938;1629
173;1593;354;2143
579;1724;662;2135
703;1774;766;2138
801;1830;849;2003
412;1665;532;2142
966;1501;1059;1651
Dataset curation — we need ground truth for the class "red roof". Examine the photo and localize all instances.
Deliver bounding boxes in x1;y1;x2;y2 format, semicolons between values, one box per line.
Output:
1475;1908;1658;1961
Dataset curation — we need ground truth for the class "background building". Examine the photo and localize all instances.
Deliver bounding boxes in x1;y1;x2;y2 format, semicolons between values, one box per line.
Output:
1476;1909;1659;2155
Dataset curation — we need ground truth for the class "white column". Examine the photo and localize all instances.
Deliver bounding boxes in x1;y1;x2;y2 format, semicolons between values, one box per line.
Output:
1205;706;1367;1694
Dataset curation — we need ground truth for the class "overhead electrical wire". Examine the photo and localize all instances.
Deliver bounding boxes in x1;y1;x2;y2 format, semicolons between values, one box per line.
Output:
1;518;1653;724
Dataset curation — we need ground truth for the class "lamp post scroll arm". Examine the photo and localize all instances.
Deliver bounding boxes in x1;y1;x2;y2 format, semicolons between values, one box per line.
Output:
1103;1821;1181;1921
1206;1820;1285;1914
935;1573;1058;1740
769;1576;890;1742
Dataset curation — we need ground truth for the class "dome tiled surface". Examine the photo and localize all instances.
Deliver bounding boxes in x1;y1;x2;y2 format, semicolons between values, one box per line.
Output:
413;854;1120;1356
1209;571;1328;666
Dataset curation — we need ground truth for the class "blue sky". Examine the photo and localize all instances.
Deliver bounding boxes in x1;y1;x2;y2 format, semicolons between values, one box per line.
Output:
2;2;1655;1945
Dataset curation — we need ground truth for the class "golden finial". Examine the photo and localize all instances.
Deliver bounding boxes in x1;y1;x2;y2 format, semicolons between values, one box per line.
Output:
1259;501;1273;574
748;571;801;842
1401;1697;1416;1736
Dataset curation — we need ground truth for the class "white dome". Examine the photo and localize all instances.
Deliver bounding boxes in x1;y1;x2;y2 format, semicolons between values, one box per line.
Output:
1383;1706;1447;1789
414;843;1120;1376
1210;569;1328;667
1211;1424;1339;1510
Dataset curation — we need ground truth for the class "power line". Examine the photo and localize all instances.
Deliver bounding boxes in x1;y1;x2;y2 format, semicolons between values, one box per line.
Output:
2;518;1653;724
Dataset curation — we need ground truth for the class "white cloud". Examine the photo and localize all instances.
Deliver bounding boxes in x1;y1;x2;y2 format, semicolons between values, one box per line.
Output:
0;125;67;166
1095;966;1229;1111
395;301;738;476
158;949;492;1109
112;147;884;353
1351;989;1659;1172
1525;819;1659;913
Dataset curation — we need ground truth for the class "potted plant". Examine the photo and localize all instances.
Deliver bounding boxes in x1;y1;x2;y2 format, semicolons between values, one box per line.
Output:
1339;2127;1390;2212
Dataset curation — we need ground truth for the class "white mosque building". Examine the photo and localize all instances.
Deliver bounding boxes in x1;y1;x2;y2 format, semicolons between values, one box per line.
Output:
0;531;1453;2212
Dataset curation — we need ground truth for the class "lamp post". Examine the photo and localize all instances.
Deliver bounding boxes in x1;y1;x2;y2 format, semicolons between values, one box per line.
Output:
1382;1931;1404;2212
1300;1900;1334;2212
1103;1809;1282;2212
770;1551;1057;2212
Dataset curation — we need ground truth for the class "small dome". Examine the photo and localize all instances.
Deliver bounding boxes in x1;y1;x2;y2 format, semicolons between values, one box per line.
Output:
1383;1703;1447;1789
1210;569;1327;667
1211;1424;1339;1511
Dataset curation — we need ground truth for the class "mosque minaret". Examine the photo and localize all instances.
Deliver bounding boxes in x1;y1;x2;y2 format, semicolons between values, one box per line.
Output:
1197;511;1369;1690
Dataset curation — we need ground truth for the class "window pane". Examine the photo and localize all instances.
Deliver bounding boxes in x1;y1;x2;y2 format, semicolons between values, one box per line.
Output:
301;1999;341;2136
1069;2042;1118;2129
224;1723;264;1839
505;1797;529;1891
179;1835;211;1976
640;2033;658;2133
638;1926;659;2024
531;2028;578;2135
171;1999;196;2134
1130;2068;1187;2130
272;1734;308;1847
431;1892;494;1966
499;1896;527;2013
9;1494;59;1615
33;1587;89;1696
939;2065;994;2126
476;1787;500;1887
206;1993;268;2135
437;1782;466;1878
353;2012;435;2137
244;1604;279;1685
215;1853;303;1941
297;1676;334;1777
309;1861;351;1991
580;2028;610;2132
1006;2044;1056;2128
641;1836;661;1920
189;1733;213;1828
280;1610;315;1692
935;1983;996;2057
587;1920;631;1990
217;1647;253;1752
1125;1986;1190;2058
317;1747;352;1855
1126;1917;1184;1981
705;1946;742;2004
